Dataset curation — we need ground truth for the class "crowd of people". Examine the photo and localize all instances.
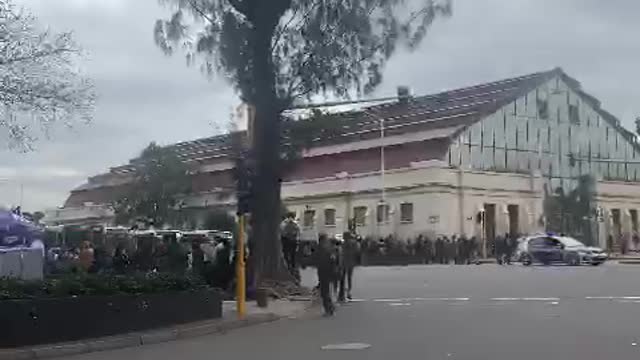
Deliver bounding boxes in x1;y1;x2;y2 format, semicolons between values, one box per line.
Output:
45;233;237;290
279;213;526;316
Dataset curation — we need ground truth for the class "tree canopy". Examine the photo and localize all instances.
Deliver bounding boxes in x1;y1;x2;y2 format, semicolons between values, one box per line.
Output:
155;0;451;107
154;0;452;282
543;175;596;245
0;0;95;151
113;142;191;227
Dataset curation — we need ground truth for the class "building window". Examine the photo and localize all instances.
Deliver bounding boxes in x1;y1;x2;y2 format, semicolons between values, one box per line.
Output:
400;203;414;223
376;203;390;224
569;104;580;124
537;99;549;119
324;208;336;227
303;209;315;228
353;206;367;226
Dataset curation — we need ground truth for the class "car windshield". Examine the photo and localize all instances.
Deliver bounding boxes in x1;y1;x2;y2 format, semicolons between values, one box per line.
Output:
560;237;585;248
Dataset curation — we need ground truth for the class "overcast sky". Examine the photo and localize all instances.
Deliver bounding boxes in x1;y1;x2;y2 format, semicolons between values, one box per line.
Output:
1;0;638;211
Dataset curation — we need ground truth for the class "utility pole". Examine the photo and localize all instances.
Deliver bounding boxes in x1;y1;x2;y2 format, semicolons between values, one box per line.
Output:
233;103;255;320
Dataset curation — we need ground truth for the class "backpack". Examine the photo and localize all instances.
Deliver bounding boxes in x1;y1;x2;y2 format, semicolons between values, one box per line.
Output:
282;220;299;241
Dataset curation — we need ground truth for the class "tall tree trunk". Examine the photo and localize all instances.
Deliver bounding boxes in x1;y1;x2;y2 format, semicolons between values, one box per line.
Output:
248;10;290;285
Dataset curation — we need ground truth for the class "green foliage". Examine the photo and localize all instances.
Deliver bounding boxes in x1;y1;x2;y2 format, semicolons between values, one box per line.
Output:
203;209;236;231
113;142;191;227
0;272;207;300
543;175;596;244
155;0;452;106
153;0;452;280
31;211;45;224
280;109;345;166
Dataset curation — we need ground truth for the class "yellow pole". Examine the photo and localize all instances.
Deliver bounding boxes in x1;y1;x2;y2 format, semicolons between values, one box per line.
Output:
236;214;246;319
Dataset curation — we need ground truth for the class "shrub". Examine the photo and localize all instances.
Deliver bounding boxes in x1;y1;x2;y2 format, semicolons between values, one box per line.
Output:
0;272;208;300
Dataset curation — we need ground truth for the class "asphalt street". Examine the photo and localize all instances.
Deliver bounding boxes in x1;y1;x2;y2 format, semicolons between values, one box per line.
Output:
64;263;640;360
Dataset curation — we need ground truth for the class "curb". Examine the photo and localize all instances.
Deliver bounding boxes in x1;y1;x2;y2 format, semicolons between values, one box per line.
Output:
0;302;313;360
617;260;640;265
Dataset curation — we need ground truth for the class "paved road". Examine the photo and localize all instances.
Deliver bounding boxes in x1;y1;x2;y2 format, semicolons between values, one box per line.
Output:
65;263;640;360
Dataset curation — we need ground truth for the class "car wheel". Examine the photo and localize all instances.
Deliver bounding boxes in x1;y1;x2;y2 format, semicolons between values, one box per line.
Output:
591;261;602;266
566;253;580;266
521;254;532;266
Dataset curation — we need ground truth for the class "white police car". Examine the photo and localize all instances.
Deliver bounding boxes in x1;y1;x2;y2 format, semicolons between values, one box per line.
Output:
516;234;608;266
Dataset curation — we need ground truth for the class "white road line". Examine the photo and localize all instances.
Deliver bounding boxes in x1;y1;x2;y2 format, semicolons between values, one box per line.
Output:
374;297;470;302
586;296;640;300
491;297;560;301
321;343;371;350
389;302;412;306
408;297;470;301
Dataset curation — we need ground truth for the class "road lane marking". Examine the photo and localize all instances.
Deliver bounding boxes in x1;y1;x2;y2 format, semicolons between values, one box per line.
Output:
374;297;470;302
586;296;640;300
321;343;371;350
416;297;470;301
389;302;412;306
491;297;560;301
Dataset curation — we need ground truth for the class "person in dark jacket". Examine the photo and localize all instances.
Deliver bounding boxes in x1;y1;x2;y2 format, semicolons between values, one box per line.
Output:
495;235;506;264
443;236;452;264
339;232;359;301
315;234;336;316
503;233;514;265
423;236;433;264
434;237;443;264
459;235;469;264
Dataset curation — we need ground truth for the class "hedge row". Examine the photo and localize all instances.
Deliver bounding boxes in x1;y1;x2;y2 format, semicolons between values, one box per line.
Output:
0;272;208;300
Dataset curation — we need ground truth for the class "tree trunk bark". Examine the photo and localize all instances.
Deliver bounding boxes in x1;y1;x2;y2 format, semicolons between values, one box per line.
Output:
248;13;291;285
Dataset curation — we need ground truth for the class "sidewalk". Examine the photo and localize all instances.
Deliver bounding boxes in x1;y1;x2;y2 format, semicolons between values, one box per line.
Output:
0;299;313;360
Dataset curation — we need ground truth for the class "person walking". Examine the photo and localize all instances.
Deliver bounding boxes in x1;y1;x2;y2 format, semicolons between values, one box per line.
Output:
495;235;505;265
504;233;514;265
443;236;452;264
339;231;360;301
281;212;300;271
434;236;443;264
424;236;433;264
469;236;479;264
315;234;336;316
459;235;469;264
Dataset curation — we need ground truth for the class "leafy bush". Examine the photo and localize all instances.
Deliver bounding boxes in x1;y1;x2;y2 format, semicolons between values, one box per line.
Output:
0;272;208;300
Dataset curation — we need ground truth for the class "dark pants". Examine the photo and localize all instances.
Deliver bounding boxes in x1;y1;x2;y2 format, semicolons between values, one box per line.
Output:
319;274;334;315
338;266;354;301
282;240;297;270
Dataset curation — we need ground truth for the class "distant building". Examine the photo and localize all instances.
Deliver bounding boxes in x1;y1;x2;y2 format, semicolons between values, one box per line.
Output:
48;68;640;249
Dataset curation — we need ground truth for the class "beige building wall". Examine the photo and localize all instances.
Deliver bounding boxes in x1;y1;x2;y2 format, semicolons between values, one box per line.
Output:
281;162;548;241
594;181;640;250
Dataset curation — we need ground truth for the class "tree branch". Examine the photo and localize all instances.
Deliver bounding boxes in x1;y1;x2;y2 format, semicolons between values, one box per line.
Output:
227;0;249;16
272;0;322;52
185;0;216;25
0;47;76;66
